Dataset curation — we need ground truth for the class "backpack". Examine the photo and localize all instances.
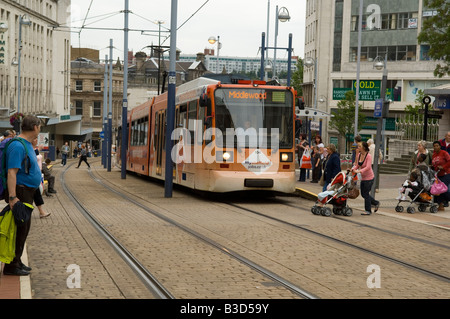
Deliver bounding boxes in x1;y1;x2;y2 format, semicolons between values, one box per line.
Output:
0;137;31;200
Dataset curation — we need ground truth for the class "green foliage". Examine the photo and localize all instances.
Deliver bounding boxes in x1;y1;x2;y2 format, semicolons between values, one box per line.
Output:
328;90;366;139
417;0;450;77
404;89;435;118
291;58;304;96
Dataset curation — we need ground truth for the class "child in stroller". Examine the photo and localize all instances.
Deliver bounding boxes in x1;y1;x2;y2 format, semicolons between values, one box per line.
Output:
311;171;358;217
395;155;438;213
396;171;421;201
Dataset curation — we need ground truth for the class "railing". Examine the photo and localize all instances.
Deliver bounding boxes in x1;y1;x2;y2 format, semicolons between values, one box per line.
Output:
394;114;439;142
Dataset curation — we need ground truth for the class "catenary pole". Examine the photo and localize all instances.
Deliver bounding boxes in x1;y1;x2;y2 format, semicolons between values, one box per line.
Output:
103;54;108;167
121;0;129;179
164;0;178;198
108;39;113;172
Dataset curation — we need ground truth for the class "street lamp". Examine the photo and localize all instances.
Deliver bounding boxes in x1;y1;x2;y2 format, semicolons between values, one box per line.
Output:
12;14;31;133
303;56;317;109
371;54;388;197
273;6;290;78
0;22;8;33
208;35;221;74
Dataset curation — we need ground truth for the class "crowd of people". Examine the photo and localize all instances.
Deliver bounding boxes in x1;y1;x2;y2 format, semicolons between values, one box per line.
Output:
297;131;450;214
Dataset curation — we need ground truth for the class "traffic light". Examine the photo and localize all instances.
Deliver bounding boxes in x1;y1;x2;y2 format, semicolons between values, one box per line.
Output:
296;97;305;110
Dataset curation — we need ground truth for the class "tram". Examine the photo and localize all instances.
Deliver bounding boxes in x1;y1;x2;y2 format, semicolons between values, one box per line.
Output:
119;77;298;193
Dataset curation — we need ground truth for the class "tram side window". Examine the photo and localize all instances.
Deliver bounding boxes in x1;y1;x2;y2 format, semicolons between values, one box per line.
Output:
188;100;197;144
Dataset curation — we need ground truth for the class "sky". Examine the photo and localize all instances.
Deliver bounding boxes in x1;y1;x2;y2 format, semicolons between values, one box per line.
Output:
68;0;306;62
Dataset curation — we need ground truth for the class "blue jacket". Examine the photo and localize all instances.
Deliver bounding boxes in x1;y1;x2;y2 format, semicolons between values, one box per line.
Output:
323;152;341;183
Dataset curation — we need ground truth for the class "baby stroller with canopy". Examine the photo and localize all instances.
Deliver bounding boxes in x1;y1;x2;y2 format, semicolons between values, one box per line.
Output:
311;171;359;217
394;167;439;214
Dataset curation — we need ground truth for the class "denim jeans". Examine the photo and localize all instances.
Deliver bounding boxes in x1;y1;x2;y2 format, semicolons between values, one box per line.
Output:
360;179;379;213
62;153;67;165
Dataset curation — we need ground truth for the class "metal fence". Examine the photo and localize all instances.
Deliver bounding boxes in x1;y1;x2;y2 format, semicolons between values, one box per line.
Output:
394;114;440;142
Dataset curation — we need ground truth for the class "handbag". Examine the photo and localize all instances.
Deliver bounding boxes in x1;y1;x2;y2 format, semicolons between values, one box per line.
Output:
348;188;360;199
319;174;324;186
300;150;312;169
430;177;448;195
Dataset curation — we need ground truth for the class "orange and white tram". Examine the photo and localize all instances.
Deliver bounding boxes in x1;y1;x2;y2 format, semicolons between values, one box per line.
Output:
120;77;297;193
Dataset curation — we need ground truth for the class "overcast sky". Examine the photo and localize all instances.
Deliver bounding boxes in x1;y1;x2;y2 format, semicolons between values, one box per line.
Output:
69;0;306;62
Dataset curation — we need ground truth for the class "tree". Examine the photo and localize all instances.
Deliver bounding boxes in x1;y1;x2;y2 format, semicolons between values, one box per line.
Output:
328;90;366;151
291;58;304;97
417;0;450;77
404;89;433;117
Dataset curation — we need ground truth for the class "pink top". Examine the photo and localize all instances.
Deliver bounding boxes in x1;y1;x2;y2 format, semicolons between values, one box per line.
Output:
355;152;374;181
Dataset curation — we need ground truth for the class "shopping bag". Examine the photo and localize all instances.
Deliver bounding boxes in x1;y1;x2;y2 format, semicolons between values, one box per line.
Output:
300;150;312;169
430;177;448;195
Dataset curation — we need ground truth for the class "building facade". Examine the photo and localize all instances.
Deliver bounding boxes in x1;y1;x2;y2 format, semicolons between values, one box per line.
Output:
178;51;298;78
70;53;124;151
0;0;74;155
304;0;450;153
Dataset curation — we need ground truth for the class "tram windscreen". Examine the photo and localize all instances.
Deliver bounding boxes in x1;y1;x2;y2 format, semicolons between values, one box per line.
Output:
214;88;293;149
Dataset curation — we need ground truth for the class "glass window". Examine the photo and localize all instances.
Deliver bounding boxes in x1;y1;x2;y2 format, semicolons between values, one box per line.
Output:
93;101;101;116
214;88;293;148
406;45;416;61
397;45;407;60
94;81;101;92
75;100;83;115
75;80;83;92
420;45;431;61
387;46;397;61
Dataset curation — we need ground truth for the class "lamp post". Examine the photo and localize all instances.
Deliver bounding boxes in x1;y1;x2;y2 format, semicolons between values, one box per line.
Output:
303;57;317;109
12;15;31;133
208;36;221;74
273;6;290;78
371;54;388;197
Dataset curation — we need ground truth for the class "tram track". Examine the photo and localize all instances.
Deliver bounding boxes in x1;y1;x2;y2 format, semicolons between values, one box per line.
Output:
75;163;450;298
61;164;174;299
62;163;317;299
223;201;450;284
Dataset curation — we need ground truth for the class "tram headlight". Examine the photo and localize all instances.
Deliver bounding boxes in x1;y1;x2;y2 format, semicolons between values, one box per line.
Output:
280;152;293;162
216;151;233;162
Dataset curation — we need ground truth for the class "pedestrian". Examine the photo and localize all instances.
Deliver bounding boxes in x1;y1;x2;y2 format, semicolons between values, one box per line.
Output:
4;115;42;276
322;144;341;191
431;141;450;211
351;135;362;164
42;158;57;194
352;141;380;215
408;140;432;173
76;144;91;169
296;134;309;182
311;146;321;183
32;138;51;219
313;134;326;181
439;131;450;154
61;141;70;166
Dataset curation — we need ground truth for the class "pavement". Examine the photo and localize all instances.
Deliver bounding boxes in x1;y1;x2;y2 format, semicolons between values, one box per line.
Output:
294;170;450;230
0;165;449;299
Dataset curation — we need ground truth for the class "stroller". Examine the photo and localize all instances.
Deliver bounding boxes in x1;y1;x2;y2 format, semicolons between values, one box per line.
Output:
394;167;439;214
311;171;359;217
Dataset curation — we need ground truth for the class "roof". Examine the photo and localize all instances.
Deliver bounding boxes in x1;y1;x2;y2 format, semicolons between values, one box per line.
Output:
424;83;450;96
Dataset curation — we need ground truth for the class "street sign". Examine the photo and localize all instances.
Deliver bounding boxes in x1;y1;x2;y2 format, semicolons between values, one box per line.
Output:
100;131;104;139
427;114;442;119
374;99;383;118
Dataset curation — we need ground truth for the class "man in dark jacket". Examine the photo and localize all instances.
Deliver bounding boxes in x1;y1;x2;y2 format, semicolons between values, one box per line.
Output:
322;144;341;191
